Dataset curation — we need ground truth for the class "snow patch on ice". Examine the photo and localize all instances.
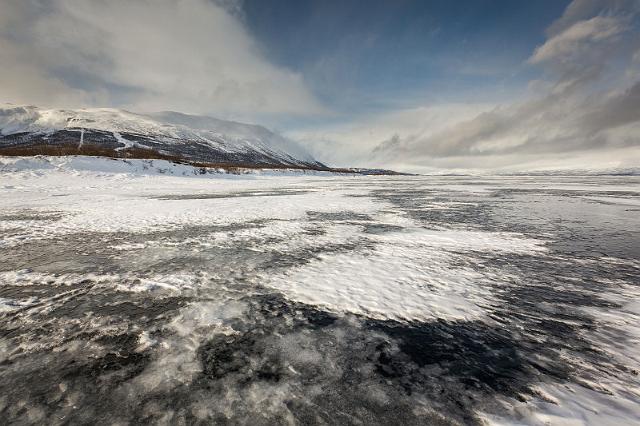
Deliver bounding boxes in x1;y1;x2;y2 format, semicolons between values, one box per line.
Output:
0;157;376;246
482;381;640;426
115;275;196;294
262;225;546;322
130;299;247;391
0;296;34;312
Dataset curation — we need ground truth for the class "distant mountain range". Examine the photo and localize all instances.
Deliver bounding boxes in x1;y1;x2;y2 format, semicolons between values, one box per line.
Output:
0;105;327;170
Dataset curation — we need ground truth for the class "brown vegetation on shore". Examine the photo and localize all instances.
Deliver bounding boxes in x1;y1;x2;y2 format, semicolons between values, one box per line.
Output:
0;142;341;173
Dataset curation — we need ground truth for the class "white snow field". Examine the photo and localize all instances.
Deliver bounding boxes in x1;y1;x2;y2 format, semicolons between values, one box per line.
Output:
0;156;639;425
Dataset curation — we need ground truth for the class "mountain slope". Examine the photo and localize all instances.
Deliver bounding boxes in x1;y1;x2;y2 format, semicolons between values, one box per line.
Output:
0;105;324;169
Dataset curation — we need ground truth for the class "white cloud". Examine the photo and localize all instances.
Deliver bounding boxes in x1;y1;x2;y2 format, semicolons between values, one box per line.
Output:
287;103;492;167
529;16;626;65
0;0;325;121
1;0;638;172
360;0;640;172
546;0;639;35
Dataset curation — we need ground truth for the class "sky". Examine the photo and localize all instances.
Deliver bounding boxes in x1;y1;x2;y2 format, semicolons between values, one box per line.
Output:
1;0;639;172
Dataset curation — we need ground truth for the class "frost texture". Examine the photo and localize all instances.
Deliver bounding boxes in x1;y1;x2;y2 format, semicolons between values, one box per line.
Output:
0;157;639;425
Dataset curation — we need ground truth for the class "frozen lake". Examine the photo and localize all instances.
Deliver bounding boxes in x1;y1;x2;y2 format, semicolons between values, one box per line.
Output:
1;158;639;425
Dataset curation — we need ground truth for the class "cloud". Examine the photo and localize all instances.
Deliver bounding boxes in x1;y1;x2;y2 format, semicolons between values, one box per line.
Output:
529;16;626;66
287;103;491;167
546;0;640;35
0;0;325;121
580;81;640;133
366;0;640;172
2;0;638;172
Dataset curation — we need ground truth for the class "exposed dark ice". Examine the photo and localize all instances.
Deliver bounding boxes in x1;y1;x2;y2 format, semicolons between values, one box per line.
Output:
0;176;639;425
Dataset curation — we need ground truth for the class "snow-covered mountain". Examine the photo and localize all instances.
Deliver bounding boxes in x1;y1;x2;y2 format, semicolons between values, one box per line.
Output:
0;105;324;169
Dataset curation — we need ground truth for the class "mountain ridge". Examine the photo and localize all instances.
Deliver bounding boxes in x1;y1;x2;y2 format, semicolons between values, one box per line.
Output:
0;104;325;170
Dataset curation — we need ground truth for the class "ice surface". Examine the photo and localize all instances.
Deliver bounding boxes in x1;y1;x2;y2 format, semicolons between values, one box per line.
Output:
0;156;367;247
262;226;545;322
0;157;639;424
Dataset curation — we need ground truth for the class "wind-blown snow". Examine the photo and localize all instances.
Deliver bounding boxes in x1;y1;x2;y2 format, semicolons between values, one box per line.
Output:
1;157;638;425
0;156;368;247
262;226;545;322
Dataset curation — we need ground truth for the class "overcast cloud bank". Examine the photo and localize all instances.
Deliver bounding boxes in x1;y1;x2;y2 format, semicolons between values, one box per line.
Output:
0;0;638;172
0;0;324;122
364;0;640;172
